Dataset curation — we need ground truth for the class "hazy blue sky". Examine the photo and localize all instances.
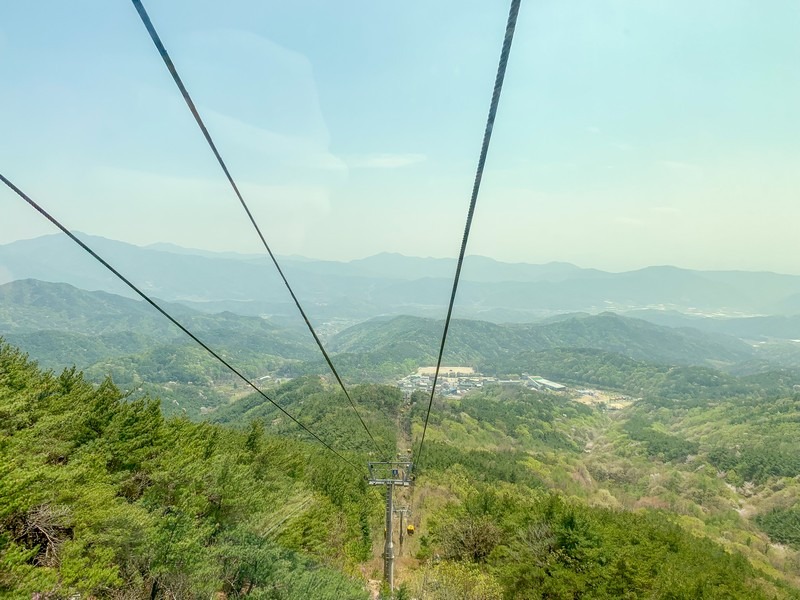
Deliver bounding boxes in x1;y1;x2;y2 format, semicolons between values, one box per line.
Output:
1;1;799;273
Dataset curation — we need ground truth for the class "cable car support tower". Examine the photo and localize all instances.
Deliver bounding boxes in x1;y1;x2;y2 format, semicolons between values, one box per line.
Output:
368;458;413;593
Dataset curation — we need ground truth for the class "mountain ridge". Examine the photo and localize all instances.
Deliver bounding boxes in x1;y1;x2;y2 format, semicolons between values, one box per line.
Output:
3;234;800;322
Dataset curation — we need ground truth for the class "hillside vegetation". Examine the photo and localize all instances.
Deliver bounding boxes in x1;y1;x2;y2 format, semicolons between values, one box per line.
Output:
400;383;800;598
0;342;375;598
5;345;799;598
0;280;316;417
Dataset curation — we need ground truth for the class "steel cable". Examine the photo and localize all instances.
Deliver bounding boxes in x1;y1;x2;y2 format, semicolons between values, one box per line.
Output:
130;0;386;458
1;173;362;473
415;0;522;466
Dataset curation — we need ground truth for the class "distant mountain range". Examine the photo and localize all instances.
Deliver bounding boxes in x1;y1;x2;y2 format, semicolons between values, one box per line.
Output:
3;234;800;322
620;309;800;341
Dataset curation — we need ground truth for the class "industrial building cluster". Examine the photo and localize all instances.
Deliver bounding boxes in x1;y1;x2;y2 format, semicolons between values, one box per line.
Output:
397;366;567;397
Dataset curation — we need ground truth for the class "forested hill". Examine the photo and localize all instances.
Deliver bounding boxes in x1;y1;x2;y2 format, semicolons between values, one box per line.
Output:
0;280;318;417
328;312;754;368
0;278;195;335
0;280;315;365
0;280;309;352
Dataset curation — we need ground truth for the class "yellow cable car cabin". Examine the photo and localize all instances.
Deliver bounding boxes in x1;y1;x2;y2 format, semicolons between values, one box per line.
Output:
406;524;415;536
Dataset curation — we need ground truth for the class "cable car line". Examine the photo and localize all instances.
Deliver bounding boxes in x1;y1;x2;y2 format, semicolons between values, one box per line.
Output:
129;0;385;459
415;0;522;467
0;173;361;474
